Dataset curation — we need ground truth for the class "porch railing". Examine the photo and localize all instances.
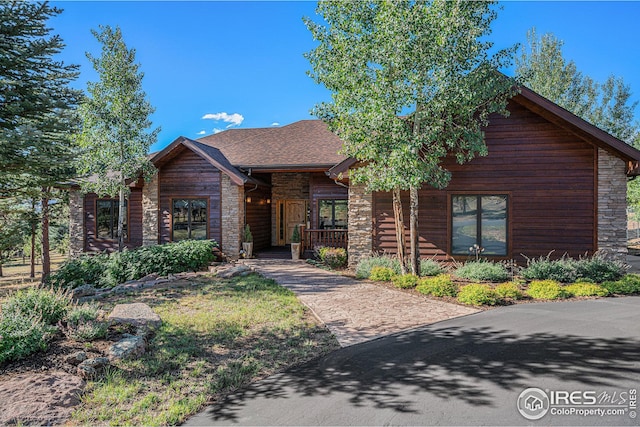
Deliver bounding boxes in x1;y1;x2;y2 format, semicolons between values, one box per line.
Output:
300;226;348;254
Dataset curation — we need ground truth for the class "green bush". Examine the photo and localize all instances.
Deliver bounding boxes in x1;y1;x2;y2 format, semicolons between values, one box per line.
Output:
457;284;500;306
0;311;56;364
526;280;568;300
494;282;524;300
355;254;401;279
420;259;445;277
1;287;71;325
416;274;458;297
64;303;108;342
49;240;218;289
316;247;348;269
454;261;509;282
369;266;396;282
392;274;419;289
573;255;626;283
564;283;609;297
601;274;640;295
521;255;577;283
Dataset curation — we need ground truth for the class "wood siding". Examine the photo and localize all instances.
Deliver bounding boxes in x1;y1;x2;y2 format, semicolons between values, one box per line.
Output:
373;101;597;263
310;173;349;229
245;176;271;251
84;188;143;252
158;148;222;244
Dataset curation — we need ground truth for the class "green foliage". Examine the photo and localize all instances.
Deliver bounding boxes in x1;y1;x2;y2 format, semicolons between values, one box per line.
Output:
454;261;509;282
526;280;568;300
355;254;401;279
243;225;253;243
420;259;445;277
291;225;300;243
564;283;609;297
457;284;500;306
521;254;577;283
392;274;419;289
0;311;56;364
64;303;108;341
48;240;218;289
1;287;71;325
416;274;458;297
494;282;524;300
369;266;396;282
601;274;640;295
573;255;626;283
316;247;348;269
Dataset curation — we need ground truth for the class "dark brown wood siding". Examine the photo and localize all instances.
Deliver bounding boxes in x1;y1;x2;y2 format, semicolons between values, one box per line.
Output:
245;176;271;251
310;173;349;229
158;148;222;244
84;188;143;252
373;100;597;263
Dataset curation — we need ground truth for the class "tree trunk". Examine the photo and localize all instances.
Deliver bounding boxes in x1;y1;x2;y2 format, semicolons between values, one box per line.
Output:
409;186;420;276
41;188;51;283
30;218;36;279
117;186;125;252
0;254;3;277
392;187;408;274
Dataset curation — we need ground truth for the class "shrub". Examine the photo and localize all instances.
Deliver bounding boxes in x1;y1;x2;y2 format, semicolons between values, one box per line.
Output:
601;274;640;295
457;284;500;306
494;282;524;300
521;254;577;283
526;280;568;300
454;261;509;282
0;311;56;364
1;287;71;325
46;253;107;289
64;304;108;342
355;254;401;279
392;274;419;289
564;283;609;297
416;274;458;297
369;266;396;282
573;255;626;283
316;247;348;269
420;259;445;277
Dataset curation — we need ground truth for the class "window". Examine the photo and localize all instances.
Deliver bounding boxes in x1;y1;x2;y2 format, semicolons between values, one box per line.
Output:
318;199;348;229
172;199;207;241
451;195;507;256
96;199;127;240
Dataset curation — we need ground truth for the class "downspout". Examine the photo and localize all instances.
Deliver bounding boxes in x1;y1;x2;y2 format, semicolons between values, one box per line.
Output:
333;178;348;189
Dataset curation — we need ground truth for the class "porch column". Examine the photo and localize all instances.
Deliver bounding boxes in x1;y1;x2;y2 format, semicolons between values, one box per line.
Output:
221;174;244;259
597;148;627;260
141;172;159;246
348;182;373;267
69;188;84;258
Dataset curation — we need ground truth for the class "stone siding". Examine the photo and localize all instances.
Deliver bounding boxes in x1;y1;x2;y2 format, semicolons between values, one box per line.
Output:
271;173;310;245
69;189;84;258
597;148;627;258
347;182;373;267
221;174;244;258
141;173;159;246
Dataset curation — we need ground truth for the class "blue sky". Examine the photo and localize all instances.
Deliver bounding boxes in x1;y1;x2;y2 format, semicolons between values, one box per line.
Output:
49;1;640;152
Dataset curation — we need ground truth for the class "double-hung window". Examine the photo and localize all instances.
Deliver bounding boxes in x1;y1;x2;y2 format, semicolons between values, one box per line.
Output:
172;199;207;241
318;199;348;229
451;195;508;256
96;199;127;240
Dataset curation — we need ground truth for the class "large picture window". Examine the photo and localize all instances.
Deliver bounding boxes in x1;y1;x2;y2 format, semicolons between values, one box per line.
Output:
96;199;127;240
172;199;207;241
452;195;507;256
318;199;348;229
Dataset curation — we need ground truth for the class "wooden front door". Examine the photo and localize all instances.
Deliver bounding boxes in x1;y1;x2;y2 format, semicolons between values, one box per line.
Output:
279;199;307;244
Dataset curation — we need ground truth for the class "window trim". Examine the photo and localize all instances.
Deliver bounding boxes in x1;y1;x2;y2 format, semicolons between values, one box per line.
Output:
94;198;129;242
317;198;348;230
448;192;511;259
170;197;209;242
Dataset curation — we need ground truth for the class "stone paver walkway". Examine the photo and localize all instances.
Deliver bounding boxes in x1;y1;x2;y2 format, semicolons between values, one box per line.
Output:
242;259;479;347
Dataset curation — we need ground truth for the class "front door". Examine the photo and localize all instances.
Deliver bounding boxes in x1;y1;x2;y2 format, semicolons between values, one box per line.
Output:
282;199;307;244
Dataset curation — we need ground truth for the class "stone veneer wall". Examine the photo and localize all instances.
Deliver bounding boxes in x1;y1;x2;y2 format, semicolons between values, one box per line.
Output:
347;182;373;267
141;173;159;246
69;189;84;258
271;173;310;246
221;174;244;258
597;148;628;259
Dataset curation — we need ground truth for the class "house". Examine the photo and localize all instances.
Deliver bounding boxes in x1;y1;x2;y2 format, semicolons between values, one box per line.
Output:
68;86;640;265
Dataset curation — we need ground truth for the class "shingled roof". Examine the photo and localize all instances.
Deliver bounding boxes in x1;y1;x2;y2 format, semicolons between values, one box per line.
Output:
197;120;347;171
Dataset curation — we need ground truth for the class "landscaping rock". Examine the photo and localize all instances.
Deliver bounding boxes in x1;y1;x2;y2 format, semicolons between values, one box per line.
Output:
0;371;85;426
217;265;252;279
71;284;97;298
108;335;146;361
65;351;87;366
107;303;162;331
77;357;110;379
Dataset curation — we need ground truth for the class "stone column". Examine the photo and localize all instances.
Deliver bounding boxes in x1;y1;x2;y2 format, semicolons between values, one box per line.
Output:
221;174;244;259
347;182;373;267
142;173;159;246
597;148;627;259
69;189;84;258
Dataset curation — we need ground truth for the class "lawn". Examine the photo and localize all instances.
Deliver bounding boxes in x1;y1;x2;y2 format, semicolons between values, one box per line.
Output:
69;273;339;425
0;253;66;297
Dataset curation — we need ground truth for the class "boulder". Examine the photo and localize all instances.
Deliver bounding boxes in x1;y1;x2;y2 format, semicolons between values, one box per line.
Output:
65;351;87;366
76;357;110;379
107;303;162;331
216;265;252;279
71;284;97;298
108;335;146;361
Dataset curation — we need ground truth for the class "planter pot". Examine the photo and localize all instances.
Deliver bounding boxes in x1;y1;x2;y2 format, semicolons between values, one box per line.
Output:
290;242;301;260
242;242;253;258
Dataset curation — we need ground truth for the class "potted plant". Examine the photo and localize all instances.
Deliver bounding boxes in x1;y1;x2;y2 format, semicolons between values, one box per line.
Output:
290;224;301;260
242;224;253;258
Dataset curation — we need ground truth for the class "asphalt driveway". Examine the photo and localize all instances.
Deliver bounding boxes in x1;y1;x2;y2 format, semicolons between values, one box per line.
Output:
185;297;640;426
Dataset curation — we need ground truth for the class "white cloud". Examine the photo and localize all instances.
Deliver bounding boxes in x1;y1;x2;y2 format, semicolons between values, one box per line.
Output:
213;128;224;134
197;130;206;135
271;122;280;127
202;112;244;127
